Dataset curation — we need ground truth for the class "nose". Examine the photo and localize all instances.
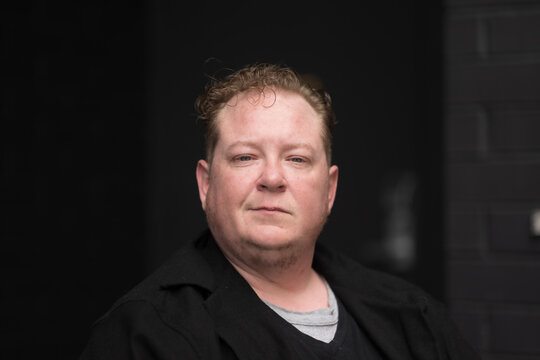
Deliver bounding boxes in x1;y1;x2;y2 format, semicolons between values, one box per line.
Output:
256;159;286;192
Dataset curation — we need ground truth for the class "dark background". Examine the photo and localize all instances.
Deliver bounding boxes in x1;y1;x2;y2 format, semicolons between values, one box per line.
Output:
2;1;540;359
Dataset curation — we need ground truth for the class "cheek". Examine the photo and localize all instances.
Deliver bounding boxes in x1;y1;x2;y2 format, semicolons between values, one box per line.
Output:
293;176;329;209
211;168;254;203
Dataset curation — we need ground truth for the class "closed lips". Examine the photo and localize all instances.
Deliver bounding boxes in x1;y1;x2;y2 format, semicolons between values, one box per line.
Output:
252;207;289;213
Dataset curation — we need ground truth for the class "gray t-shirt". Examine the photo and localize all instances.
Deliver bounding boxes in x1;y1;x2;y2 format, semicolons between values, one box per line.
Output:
263;281;338;343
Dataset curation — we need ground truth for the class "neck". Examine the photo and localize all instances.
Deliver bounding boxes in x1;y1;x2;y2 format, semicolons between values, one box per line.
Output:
226;247;329;312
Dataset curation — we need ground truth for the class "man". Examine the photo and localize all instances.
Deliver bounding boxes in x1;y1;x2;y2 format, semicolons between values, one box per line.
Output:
79;63;480;359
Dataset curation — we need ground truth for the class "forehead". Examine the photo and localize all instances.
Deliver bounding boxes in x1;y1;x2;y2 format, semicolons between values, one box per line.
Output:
215;89;324;144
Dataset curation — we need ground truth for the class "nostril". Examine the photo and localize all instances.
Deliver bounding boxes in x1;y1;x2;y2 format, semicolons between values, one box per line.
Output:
257;176;286;192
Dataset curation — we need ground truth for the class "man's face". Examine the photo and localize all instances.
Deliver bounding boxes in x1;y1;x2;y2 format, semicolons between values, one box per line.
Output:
196;89;338;267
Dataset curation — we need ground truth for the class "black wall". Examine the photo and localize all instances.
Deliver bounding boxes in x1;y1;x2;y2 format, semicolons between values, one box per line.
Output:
2;2;147;358
443;0;540;358
2;1;444;358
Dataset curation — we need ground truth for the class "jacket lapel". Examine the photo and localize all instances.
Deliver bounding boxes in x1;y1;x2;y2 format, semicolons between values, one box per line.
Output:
160;232;442;360
203;258;306;360
337;285;444;360
314;244;441;360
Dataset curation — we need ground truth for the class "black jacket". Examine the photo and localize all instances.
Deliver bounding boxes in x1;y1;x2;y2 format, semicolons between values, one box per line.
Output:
79;230;480;359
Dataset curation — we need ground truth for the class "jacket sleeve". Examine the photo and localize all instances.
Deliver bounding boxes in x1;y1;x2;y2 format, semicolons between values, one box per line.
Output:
78;300;201;360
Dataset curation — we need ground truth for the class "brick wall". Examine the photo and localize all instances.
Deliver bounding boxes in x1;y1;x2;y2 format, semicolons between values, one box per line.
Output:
444;0;540;359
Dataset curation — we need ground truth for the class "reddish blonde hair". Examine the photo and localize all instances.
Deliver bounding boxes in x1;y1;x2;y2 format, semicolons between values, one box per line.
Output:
195;63;337;162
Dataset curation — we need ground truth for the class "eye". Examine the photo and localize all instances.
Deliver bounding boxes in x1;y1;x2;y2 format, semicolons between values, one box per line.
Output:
236;155;253;162
289;157;308;164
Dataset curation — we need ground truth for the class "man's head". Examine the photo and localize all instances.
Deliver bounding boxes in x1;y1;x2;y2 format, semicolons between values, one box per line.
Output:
195;63;339;270
195;63;336;163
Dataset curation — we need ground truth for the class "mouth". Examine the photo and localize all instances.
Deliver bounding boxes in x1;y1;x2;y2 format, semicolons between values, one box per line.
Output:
252;207;290;214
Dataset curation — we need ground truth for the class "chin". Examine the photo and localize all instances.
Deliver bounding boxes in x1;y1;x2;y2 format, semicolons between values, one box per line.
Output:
242;227;298;251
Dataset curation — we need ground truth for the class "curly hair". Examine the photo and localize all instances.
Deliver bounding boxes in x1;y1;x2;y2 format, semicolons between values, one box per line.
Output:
195;63;337;163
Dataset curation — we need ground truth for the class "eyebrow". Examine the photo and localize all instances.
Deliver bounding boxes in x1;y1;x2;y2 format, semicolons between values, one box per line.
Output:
226;141;316;152
226;141;258;149
282;142;316;153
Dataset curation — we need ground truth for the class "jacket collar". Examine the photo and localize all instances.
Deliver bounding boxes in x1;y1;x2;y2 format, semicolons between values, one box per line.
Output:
157;229;217;291
313;242;440;360
159;230;309;359
158;230;439;360
158;229;428;307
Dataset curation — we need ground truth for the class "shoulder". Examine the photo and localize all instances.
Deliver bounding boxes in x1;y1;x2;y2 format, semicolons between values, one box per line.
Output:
79;299;202;359
314;242;435;306
102;233;217;324
105;230;216;311
80;232;220;359
315;244;481;358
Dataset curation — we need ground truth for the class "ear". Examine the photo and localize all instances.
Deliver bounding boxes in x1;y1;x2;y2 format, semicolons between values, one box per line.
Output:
326;165;339;215
196;160;210;211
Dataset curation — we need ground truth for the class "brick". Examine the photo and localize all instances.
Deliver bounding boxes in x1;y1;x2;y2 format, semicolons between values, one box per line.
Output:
447;163;540;201
490;209;540;252
492;107;540;151
490;13;540;54
446;16;478;55
447;62;540;103
446;203;483;249
492;311;540;353
447;262;540;302
445;108;482;155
